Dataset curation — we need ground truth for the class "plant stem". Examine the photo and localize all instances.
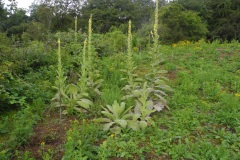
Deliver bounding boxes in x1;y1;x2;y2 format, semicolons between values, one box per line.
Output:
75;16;78;42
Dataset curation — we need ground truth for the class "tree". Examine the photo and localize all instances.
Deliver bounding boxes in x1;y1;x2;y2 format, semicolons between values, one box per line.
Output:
80;0;154;33
177;0;240;41
5;9;29;37
159;3;208;44
29;0;84;32
208;0;240;41
177;0;212;21
0;0;8;32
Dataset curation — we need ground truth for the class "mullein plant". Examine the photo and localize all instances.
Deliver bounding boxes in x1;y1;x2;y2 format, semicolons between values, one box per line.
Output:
74;16;78;42
86;15;103;96
146;0;172;111
121;20;142;100
52;35;92;115
128;82;156;131
78;39;88;94
52;36;67;115
95;21;155;134
63;33;93;114
94;100;133;134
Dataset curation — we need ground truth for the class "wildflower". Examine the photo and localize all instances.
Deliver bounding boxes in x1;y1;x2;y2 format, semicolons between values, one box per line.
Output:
110;134;114;138
67;136;72;141
235;93;240;97
172;44;177;48
40;142;45;146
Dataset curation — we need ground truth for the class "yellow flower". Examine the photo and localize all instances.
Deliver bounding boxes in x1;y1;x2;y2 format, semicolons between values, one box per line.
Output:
40;142;45;146
110;134;114;138
172;44;177;48
235;93;240;97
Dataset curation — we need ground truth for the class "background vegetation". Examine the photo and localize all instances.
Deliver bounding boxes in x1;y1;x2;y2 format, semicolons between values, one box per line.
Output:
0;0;240;159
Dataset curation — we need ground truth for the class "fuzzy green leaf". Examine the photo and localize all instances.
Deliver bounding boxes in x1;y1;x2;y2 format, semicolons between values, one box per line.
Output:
76;99;92;109
139;121;148;129
128;120;140;131
66;84;79;95
110;126;122;134
115;119;127;128
93;118;111;123
103;122;115;131
102;111;115;120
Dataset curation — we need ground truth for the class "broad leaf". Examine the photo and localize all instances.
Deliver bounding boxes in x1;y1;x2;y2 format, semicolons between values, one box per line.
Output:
103;122;115;131
93;118;111;123
139;121;148;129
153;102;165;111
102;111;115;120
115;119;127;128
128;120;140;131
110;126;122;134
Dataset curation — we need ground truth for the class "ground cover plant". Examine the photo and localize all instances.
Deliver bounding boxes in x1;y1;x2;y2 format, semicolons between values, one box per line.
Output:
0;1;240;160
1;35;240;160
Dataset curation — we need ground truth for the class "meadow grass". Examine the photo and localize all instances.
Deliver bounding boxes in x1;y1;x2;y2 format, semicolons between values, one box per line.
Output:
5;39;240;160
90;40;240;159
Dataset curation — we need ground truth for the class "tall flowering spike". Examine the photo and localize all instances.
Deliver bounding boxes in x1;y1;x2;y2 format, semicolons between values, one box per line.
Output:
75;16;78;42
57;36;62;76
154;0;159;51
127;20;133;87
83;39;87;74
88;14;93;71
80;39;87;93
128;20;132;57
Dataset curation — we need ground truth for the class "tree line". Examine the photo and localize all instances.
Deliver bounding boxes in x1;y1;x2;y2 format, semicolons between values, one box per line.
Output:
0;0;240;44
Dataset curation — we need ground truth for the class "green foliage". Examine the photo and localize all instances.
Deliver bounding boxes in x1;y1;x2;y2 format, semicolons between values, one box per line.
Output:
121;21;142;100
146;0;172;110
95;101;133;134
15;150;35;160
97;134;140;159
22;22;48;41
0;32;11;54
63;120;103;159
52;37;93;115
129;82;156;130
104;29;127;54
63;120;88;160
1;1;240;159
0;99;46;159
100;54;126;105
80;0;154;33
0;1;8;32
85;15;104;97
159;3;208;44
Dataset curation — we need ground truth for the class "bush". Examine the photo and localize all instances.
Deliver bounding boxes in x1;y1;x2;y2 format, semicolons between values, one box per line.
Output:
159;3;208;44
